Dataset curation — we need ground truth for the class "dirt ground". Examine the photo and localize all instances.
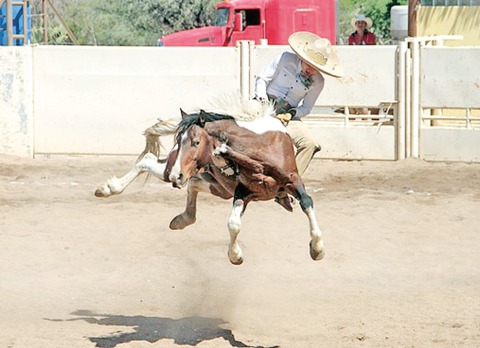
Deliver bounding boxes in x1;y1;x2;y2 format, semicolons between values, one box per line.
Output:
1;154;479;348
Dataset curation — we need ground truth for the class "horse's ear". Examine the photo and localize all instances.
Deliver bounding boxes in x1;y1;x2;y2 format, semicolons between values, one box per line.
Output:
199;110;207;128
180;108;188;119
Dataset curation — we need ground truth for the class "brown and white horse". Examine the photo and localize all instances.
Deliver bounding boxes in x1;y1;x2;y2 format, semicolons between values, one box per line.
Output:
95;98;324;265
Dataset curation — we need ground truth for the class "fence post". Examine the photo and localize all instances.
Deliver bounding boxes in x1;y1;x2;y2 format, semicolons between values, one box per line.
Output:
239;40;250;101
6;0;13;45
397;42;407;160
410;40;420;158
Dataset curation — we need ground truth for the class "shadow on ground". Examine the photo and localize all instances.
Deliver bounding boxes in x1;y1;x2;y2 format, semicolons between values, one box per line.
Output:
47;310;279;348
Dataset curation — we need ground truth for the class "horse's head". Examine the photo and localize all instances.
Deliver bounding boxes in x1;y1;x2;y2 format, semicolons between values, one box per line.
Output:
168;111;214;188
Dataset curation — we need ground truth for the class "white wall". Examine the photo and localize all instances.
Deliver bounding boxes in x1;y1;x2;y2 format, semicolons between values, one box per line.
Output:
419;46;480;162
0;47;33;156
32;46;239;155
421;47;480;108
1;43;479;162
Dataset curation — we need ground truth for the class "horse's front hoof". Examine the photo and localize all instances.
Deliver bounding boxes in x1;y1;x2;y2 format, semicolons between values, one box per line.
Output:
95;184;112;197
169;214;195;230
310;240;325;261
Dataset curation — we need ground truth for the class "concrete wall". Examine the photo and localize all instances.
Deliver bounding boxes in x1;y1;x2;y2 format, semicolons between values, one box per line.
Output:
32;46;240;155
1;44;397;158
0;47;33;156
419;46;480;162
1;43;479;162
421;47;480;108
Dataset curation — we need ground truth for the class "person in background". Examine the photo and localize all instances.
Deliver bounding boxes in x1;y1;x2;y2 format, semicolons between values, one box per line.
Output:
255;31;344;210
348;14;376;46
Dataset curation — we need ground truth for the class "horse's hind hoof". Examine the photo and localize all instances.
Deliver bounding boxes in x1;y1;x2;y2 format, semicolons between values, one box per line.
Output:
310;241;325;261
275;195;293;212
229;257;244;266
228;251;244;265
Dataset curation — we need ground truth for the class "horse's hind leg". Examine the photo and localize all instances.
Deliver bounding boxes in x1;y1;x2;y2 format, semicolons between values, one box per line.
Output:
95;152;166;197
227;198;245;265
294;185;325;261
227;184;251;265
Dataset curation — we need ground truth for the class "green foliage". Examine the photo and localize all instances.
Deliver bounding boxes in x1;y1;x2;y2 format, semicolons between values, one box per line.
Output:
32;0;217;46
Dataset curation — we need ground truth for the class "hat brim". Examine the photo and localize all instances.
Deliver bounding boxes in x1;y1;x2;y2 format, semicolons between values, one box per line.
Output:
351;17;373;29
288;32;344;78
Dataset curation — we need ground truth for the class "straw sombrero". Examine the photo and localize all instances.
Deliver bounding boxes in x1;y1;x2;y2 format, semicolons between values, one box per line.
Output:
351;14;373;29
288;32;344;78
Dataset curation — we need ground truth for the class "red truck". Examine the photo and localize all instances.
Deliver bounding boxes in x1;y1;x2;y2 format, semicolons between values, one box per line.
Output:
157;0;337;46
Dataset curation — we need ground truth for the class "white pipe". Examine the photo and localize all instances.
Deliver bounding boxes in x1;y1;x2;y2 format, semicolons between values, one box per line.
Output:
404;35;463;44
405;47;411;158
239;40;250;101
397;42;407;160
410;41;420;158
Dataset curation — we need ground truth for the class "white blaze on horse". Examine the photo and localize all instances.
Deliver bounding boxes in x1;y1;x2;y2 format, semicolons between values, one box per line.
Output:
95;98;325;265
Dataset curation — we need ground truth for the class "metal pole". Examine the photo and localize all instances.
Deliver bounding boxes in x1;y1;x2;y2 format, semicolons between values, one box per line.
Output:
239;40;250;101
430;39;444;126
397;42;407;160
405;46;411;158
6;0;13;45
410;41;419;158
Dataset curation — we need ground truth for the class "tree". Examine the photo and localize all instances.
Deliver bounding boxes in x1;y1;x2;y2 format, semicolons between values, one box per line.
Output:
31;0;217;46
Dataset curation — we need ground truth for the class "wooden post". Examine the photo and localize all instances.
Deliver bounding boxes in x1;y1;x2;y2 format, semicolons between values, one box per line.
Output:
22;0;27;44
46;0;79;45
42;0;48;44
408;0;419;38
6;0;13;45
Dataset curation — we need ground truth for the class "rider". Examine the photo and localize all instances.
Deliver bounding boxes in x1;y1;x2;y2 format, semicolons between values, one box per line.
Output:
255;31;344;177
254;32;344;210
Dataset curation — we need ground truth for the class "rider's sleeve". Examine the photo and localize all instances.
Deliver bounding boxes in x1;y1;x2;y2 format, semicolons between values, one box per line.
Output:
254;53;283;100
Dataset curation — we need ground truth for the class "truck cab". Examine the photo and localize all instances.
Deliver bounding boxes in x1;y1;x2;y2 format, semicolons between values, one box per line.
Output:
157;0;336;47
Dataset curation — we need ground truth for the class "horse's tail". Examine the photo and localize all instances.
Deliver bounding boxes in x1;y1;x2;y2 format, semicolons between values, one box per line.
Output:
136;116;180;163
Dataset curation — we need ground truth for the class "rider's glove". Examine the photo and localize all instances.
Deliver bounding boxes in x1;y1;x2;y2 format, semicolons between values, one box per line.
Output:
276;112;292;126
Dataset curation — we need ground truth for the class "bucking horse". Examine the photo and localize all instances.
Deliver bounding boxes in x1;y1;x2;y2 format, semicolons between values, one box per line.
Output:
95;97;325;265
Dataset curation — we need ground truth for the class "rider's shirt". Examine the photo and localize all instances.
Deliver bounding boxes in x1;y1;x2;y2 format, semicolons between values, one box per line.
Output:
255;52;324;119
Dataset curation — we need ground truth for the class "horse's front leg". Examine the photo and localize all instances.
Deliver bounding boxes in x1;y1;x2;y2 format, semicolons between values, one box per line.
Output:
95;152;166;197
169;177;205;230
292;183;325;261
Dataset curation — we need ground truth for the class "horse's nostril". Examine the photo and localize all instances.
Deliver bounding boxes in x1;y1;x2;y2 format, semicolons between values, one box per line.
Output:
178;173;183;182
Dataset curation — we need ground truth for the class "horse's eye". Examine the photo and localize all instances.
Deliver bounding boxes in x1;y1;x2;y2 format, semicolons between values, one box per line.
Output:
192;140;200;147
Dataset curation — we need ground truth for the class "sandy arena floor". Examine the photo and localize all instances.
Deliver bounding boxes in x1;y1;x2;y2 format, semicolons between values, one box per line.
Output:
0;155;479;348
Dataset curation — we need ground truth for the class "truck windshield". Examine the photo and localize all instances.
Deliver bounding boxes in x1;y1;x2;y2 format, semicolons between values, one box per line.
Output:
214;8;229;26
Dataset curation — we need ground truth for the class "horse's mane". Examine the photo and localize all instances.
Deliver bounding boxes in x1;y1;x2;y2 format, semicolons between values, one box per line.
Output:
207;94;275;122
176;111;234;139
